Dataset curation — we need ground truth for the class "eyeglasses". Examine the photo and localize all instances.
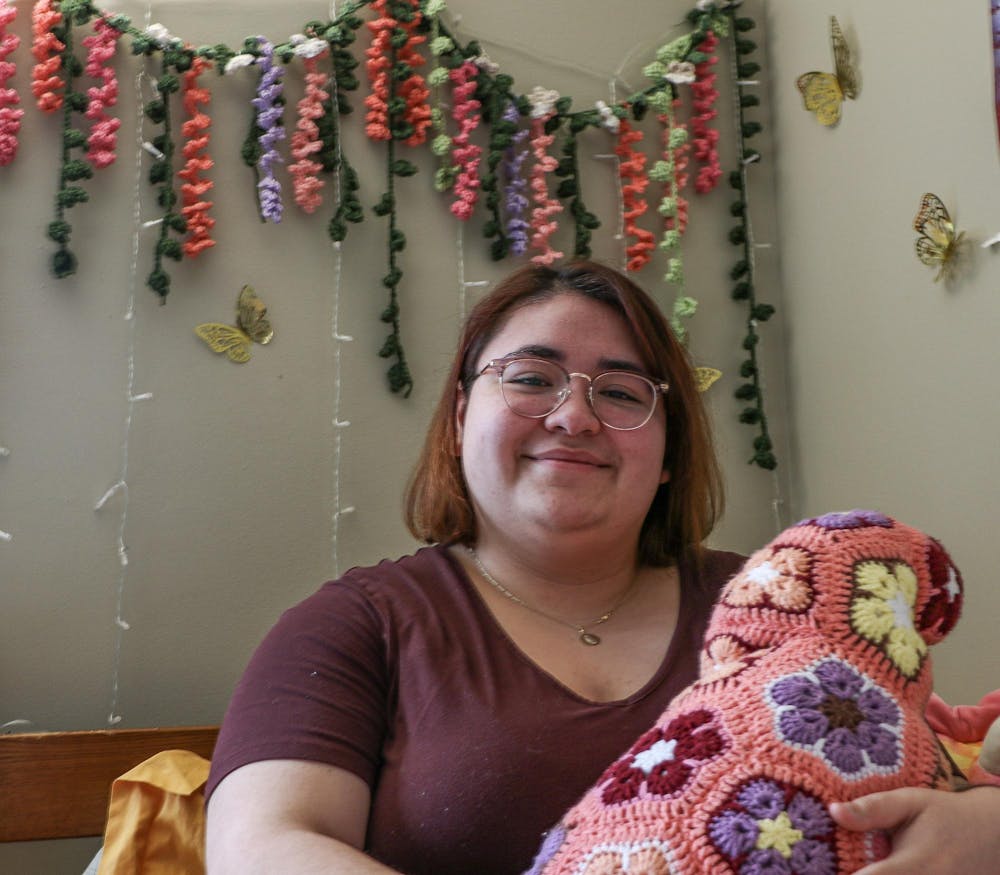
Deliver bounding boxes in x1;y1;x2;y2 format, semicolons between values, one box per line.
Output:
478;357;669;431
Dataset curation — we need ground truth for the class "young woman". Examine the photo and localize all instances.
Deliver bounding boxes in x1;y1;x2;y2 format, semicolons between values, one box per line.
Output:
206;261;1000;874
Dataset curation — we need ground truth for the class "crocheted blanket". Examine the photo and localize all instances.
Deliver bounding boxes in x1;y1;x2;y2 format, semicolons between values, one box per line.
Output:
526;510;964;875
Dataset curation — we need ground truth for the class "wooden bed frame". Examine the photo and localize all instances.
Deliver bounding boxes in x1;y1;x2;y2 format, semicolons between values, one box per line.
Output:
0;726;218;843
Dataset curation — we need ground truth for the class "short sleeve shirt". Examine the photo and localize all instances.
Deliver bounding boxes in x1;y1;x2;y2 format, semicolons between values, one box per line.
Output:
206;545;744;875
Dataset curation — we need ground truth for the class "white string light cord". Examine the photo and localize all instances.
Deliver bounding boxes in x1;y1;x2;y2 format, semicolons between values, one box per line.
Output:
0;444;10;542
725;24;786;534
94;16;154;727
328;0;355;578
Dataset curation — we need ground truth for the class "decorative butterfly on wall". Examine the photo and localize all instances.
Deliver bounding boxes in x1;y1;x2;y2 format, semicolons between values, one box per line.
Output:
694;367;722;393
195;285;274;363
914;193;965;283
796;16;860;127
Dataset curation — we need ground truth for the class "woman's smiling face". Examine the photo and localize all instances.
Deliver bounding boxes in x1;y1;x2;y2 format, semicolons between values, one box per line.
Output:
456;292;670;549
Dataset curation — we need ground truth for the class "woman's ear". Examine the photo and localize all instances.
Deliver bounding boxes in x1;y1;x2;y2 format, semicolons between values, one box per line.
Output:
660;468;671;485
454;383;467;456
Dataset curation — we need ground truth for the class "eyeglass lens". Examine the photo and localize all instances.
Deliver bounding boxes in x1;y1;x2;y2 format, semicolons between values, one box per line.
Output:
498;359;657;429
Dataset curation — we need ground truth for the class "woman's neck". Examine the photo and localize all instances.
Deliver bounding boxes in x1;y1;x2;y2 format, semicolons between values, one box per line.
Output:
467;530;645;619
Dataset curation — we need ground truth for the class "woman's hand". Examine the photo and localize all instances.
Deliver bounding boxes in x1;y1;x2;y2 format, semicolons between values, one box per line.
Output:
830;785;1000;874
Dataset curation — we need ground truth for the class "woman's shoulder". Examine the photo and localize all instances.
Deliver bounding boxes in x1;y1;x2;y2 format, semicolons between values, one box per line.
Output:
701;547;748;584
282;544;466;627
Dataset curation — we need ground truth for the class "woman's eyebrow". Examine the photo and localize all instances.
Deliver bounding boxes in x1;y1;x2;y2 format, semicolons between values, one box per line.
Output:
598;357;646;374
501;347;648;375
502;344;562;360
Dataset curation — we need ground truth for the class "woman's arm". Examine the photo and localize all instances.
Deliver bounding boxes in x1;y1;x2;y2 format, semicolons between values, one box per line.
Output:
830;785;1000;874
206;760;401;875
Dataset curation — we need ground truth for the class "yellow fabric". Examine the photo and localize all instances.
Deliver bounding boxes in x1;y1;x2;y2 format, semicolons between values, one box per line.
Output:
97;749;210;875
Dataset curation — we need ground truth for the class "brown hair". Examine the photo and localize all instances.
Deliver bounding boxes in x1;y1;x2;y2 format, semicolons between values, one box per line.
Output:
404;260;724;566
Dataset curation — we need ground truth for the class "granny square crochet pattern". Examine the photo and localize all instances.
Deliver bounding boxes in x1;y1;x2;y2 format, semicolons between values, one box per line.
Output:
525;510;964;875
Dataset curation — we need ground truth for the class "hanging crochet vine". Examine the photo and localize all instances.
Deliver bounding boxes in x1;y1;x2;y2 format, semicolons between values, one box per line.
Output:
9;0;776;466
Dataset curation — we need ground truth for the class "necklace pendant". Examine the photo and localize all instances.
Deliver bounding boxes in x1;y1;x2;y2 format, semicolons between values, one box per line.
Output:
579;631;601;646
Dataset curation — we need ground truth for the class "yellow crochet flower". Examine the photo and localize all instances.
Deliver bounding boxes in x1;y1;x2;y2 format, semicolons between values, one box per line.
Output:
851;560;927;677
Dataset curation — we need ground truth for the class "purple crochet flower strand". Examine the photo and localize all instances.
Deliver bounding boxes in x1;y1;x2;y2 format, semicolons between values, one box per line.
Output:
501;100;530;256
253;37;285;223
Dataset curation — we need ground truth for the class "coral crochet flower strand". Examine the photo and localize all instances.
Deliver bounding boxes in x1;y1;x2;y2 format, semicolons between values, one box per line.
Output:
615;116;655;272
448;60;482;220
81;16;121;169
31;0;63;114
691;30;722;194
289;52;329;214
179;54;215;256
364;0;431;146
0;0;24;166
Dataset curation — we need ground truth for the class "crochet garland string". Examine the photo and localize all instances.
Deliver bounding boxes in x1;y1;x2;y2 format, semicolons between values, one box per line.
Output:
7;0;775;467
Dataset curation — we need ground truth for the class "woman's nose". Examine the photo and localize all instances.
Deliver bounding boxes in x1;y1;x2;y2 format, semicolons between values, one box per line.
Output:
544;376;601;434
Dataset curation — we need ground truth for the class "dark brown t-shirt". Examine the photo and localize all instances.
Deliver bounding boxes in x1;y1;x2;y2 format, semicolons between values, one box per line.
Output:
206;545;745;875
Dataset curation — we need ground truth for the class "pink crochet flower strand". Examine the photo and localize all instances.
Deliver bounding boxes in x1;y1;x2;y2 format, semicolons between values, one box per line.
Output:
448;60;482;220
0;0;24;166
527;113;564;265
692;30;722;194
289;52;329;214
81;16;121;169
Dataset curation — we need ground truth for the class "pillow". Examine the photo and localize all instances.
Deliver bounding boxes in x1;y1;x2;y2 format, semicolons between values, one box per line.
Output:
526;510;963;875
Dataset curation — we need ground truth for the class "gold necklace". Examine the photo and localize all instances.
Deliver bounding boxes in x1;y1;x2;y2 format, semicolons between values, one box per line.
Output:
467;547;640;646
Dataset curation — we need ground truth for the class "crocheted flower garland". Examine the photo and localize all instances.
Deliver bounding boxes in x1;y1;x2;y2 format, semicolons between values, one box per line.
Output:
10;0;774;466
0;0;24;166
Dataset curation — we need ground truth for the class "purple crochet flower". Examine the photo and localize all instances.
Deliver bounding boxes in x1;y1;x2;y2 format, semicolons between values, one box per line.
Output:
253;37;285;223
501;100;531;255
768;658;902;778
708;778;836;874
797;509;893;530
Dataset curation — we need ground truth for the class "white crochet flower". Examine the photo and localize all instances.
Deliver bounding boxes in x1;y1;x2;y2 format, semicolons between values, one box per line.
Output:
224;53;256;75
665;60;697;84
527;85;560;119
595;100;620;133
474;52;500;75
292;37;329;59
144;23;173;48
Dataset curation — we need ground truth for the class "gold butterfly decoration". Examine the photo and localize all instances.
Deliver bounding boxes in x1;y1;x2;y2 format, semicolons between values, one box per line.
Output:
796;16;859;127
914;193;965;283
195;285;274;363
695;367;722;393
